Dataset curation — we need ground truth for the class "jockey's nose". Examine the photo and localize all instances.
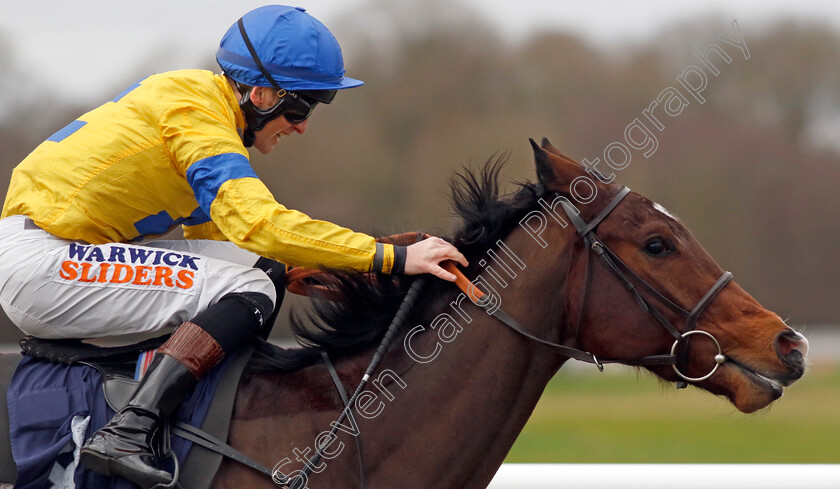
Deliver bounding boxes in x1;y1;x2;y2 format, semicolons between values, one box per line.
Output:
290;119;308;134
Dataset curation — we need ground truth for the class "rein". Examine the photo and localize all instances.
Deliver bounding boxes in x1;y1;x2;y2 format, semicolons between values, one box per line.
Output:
278;276;428;489
445;186;732;388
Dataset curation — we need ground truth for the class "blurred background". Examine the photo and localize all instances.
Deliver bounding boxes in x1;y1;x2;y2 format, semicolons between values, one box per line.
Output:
0;0;837;463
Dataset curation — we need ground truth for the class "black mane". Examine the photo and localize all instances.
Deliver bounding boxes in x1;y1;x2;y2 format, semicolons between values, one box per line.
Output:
248;156;543;373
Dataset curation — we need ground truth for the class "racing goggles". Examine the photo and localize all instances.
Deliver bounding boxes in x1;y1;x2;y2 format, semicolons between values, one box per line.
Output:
270;88;336;124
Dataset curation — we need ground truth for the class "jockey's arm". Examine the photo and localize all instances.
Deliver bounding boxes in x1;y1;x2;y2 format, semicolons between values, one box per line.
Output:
169;108;466;278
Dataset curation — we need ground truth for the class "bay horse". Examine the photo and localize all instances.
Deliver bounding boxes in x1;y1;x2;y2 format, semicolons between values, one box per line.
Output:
0;138;807;489
208;138;807;489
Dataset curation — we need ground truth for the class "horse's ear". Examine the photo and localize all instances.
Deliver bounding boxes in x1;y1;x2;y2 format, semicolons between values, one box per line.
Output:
530;138;557;186
541;137;572;160
530;137;585;188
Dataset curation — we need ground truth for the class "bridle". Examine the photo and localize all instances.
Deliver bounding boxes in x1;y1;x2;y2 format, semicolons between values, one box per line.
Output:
272;187;732;488
445;186;732;388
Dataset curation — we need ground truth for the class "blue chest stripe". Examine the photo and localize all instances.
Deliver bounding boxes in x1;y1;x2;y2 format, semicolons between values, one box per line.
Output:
110;80;143;103
47;120;87;143
184;206;212;226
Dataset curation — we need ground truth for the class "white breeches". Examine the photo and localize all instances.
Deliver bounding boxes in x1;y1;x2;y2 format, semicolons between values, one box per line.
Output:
0;215;276;339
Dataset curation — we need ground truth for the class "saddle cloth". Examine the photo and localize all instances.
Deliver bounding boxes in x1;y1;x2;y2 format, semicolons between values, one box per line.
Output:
7;352;237;489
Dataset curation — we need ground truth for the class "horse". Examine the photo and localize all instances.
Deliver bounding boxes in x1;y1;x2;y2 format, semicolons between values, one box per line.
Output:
207;138;807;489
0;138;808;489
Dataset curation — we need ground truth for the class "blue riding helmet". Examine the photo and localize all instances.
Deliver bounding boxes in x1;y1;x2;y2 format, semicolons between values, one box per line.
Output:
216;5;363;91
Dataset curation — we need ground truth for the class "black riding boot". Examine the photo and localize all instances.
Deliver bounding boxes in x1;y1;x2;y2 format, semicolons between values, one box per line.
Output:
80;322;224;489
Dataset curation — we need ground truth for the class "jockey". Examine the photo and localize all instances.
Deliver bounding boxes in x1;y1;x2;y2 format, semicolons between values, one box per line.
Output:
0;5;467;489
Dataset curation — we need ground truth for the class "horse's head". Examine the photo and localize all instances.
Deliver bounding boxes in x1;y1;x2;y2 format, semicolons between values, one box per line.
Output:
531;138;807;413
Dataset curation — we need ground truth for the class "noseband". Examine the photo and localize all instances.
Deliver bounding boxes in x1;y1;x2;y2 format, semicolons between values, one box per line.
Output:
446;186;732;388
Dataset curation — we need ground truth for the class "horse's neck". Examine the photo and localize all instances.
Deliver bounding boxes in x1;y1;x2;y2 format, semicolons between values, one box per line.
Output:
380;316;563;489
367;227;572;488
223;228;574;489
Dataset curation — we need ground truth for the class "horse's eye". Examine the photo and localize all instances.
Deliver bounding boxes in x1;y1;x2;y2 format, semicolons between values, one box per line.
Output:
644;238;671;256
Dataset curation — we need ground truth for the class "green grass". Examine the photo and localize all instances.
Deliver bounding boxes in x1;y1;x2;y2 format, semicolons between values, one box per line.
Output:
505;363;840;463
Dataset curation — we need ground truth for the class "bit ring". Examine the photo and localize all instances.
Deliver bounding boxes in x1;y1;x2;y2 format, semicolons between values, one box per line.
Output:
671;330;725;383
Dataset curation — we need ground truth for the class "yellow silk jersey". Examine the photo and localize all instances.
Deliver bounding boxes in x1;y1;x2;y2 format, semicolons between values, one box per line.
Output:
2;70;395;273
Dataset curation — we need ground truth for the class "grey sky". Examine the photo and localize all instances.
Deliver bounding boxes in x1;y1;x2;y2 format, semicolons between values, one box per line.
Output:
1;0;838;103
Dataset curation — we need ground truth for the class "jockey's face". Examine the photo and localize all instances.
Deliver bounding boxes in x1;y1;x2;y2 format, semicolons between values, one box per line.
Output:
249;87;309;155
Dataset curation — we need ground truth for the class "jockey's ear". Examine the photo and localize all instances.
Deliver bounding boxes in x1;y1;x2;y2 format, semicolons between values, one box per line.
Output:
226;76;254;105
250;87;278;110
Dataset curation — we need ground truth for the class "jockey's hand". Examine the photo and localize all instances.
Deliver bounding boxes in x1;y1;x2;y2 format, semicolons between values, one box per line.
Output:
404;237;468;282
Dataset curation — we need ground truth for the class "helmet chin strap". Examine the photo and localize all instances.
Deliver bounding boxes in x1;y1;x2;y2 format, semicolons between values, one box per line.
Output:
236;17;290;148
235;85;269;148
242;127;256;148
233;85;256;147
228;74;284;148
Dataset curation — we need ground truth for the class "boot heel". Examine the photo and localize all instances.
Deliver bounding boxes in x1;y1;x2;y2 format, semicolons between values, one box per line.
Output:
79;447;114;476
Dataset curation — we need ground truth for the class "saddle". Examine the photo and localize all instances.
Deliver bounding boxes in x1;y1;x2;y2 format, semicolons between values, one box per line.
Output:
4;335;254;489
2;232;425;488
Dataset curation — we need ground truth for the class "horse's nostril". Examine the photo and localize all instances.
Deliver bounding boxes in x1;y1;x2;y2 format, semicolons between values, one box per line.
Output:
776;331;809;362
777;335;796;357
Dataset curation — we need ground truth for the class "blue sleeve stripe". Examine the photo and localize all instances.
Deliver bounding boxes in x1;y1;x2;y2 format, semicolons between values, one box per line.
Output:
47;120;87;143
185;153;257;216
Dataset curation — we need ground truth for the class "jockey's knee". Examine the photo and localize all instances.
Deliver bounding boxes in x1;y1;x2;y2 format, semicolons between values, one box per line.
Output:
253;257;286;312
181;259;286;353
234;266;278;307
251;257;286;337
190;289;274;355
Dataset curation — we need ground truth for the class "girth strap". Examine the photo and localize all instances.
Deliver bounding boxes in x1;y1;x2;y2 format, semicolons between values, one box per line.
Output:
171;351;378;489
321;351;366;489
171;422;277;480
